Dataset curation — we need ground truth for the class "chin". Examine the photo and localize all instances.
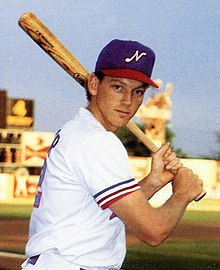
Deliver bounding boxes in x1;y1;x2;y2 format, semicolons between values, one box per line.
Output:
117;120;129;129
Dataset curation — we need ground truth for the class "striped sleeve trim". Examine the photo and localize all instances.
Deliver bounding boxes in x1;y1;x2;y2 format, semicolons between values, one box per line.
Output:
94;178;140;210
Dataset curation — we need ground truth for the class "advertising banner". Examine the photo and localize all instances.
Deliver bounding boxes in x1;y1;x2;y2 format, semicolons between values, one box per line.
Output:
6;98;34;129
22;131;54;166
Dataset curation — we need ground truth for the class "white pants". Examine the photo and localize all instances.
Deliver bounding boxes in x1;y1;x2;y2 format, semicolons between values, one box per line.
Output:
21;253;120;270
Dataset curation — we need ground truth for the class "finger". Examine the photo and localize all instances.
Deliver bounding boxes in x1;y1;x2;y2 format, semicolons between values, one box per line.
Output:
170;163;183;174
163;146;172;158
155;142;170;157
164;152;177;164
167;161;183;170
166;157;182;170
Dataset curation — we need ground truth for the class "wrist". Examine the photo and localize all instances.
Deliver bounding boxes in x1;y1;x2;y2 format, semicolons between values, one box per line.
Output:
139;172;162;198
172;190;192;206
148;171;163;190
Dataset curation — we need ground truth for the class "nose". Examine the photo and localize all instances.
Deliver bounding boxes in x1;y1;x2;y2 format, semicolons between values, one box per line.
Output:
121;91;132;106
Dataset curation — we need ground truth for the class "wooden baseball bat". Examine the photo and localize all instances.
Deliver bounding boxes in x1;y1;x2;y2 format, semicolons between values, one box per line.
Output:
18;12;206;201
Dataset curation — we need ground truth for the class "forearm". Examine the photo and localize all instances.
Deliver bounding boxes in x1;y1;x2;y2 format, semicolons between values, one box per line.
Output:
138;172;190;245
142;191;189;246
153;192;188;239
111;188;189;247
138;175;158;199
150;166;203;242
139;172;169;200
112;168;202;247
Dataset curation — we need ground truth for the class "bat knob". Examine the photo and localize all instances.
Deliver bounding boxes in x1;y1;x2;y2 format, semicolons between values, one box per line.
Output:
194;190;206;202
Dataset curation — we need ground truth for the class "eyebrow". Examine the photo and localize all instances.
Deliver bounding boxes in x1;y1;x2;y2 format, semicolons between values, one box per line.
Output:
108;77;146;88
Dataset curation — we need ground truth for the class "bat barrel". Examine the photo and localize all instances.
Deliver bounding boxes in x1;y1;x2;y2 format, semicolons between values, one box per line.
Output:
18;12;89;87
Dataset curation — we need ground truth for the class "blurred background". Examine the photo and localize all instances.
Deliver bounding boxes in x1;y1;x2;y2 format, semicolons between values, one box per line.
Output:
0;1;219;269
1;0;220;157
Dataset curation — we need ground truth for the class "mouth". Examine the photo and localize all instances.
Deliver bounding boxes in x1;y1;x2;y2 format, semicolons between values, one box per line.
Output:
115;109;130;117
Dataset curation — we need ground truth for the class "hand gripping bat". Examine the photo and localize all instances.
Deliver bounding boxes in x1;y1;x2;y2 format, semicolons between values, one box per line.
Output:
18;12;206;201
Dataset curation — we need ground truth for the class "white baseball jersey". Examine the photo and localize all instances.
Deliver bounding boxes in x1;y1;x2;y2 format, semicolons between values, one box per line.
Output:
25;107;140;269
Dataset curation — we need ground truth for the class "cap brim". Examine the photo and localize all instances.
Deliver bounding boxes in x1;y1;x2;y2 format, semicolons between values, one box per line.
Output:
101;68;159;88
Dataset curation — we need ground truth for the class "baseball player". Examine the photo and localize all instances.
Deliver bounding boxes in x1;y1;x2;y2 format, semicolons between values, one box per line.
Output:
21;39;203;270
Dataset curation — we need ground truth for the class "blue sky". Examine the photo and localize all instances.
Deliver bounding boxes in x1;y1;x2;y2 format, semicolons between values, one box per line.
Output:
1;0;220;157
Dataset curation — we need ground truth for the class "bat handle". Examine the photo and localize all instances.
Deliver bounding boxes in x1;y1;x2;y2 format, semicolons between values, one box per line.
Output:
126;120;206;202
126;120;159;152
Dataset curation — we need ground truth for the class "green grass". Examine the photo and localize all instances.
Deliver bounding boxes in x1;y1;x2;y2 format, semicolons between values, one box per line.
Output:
182;210;220;223
0;204;219;221
0;204;32;219
122;241;220;270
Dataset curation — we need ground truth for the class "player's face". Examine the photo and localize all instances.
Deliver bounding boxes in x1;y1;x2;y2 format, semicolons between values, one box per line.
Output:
87;75;148;132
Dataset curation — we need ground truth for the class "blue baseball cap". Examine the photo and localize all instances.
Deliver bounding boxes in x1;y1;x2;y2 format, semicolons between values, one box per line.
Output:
95;39;159;88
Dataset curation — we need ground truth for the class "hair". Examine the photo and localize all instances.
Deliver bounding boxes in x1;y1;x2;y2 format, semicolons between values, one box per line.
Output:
85;71;105;101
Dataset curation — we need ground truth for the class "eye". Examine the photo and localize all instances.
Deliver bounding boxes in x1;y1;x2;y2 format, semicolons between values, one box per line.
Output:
112;84;123;92
133;88;145;96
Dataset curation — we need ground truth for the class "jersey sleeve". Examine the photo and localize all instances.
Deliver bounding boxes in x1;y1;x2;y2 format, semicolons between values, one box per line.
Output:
71;131;140;209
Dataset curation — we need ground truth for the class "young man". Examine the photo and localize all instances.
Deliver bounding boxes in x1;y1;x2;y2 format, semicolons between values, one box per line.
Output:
22;40;203;270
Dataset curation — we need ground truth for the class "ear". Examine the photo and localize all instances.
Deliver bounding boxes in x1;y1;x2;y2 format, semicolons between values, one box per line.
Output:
87;73;99;96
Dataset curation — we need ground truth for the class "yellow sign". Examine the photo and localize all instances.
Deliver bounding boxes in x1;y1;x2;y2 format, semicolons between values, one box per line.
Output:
6;98;34;128
6;115;33;127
